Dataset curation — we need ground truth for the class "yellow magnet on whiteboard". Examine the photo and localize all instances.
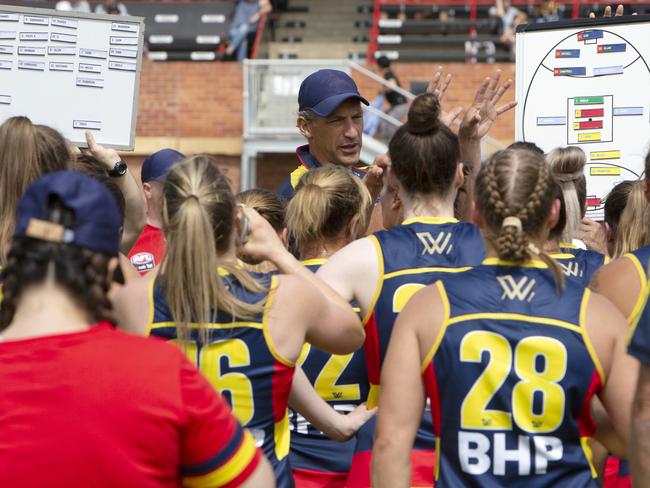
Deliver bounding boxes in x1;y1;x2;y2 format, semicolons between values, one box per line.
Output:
578;132;601;142
590;167;621;176
590;150;621;160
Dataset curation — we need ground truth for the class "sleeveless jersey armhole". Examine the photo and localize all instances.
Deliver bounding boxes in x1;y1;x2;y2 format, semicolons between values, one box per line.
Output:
623;253;648;327
262;274;295;367
579;288;606;386
362;235;385;325
420;281;451;373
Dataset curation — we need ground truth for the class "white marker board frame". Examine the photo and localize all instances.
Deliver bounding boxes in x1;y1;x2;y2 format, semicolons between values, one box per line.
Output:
0;5;145;150
515;15;650;220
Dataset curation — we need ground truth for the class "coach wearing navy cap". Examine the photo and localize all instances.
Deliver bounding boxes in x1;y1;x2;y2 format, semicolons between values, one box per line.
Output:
277;69;370;199
127;148;184;275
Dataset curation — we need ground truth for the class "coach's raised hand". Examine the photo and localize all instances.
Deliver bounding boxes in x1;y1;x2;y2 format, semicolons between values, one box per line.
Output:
459;69;516;142
455;70;515;221
426;66;463;127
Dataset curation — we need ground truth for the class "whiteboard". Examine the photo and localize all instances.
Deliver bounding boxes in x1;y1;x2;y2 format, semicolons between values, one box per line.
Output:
0;5;144;150
515;15;650;219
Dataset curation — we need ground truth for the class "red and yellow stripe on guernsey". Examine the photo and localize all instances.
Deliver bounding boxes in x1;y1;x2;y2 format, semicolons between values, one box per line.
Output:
364;311;382;409
420;281;449;482
183;430;260;488
364;235;385;409
262;274;295;461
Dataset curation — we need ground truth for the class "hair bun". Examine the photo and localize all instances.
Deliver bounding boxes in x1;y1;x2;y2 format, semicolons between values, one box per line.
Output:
406;93;441;135
548;146;586;182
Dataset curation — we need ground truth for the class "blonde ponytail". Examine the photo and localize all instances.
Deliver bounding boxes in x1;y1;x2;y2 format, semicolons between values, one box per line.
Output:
547;146;587;243
161;156;266;343
612;181;650;257
286;166;372;254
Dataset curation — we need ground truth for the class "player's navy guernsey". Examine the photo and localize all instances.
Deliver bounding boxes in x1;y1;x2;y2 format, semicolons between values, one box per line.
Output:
147;272;296;488
364;217;485;406
347;217;485;487
550;248;608;288
289;259;369;478
422;259;604;487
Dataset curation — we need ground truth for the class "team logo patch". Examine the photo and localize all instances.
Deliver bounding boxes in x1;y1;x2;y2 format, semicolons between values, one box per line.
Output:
416;231;453;255
497;275;536;302
130;252;155;272
558;261;583;278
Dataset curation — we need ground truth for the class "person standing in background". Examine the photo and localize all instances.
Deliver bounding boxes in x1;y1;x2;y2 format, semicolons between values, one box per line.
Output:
127;148;184;275
376;56;409;144
226;0;272;61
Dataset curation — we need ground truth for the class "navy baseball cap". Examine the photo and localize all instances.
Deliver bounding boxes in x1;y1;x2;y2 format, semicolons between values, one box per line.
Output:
141;148;184;184
298;69;369;117
14;171;122;256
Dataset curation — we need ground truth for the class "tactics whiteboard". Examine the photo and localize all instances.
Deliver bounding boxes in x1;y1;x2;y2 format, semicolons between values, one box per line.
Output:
515;15;650;219
0;5;144;149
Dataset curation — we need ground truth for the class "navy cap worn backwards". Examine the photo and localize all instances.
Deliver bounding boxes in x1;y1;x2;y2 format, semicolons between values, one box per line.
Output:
14;171;122;256
299;69;369;117
141;148;185;184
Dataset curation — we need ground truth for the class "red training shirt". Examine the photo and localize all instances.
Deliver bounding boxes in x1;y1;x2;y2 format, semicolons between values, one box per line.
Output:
128;224;166;275
0;322;261;488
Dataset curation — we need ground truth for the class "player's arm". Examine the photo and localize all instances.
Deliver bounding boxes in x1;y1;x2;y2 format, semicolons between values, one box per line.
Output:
591;397;626;458
586;292;638;455
589;255;644;324
178;359;275;488
316;237;381;319
85;131;146;254
271;274;364;356
372;284;443;488
289;365;376;441
627;289;650;486
111;275;153;335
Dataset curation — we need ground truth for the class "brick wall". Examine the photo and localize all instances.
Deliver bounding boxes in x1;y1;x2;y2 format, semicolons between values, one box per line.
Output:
134;60;517;190
137;60;244;138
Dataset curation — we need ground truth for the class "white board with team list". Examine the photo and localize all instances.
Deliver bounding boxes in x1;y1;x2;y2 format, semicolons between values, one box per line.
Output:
0;5;144;149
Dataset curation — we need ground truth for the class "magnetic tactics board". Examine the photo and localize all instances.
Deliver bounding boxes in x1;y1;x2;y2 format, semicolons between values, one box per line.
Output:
515;15;650;219
0;5;144;150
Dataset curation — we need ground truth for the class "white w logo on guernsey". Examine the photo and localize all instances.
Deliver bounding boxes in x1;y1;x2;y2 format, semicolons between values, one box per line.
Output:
558;261;583;278
497;275;536;302
416;232;453;255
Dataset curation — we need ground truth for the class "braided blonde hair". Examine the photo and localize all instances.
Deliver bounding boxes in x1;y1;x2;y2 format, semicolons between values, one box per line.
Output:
477;149;565;290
